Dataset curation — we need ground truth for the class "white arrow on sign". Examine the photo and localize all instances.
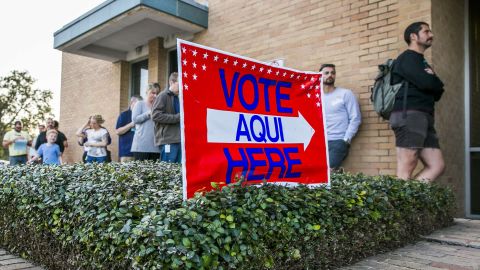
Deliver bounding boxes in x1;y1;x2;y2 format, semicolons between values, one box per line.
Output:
206;108;315;150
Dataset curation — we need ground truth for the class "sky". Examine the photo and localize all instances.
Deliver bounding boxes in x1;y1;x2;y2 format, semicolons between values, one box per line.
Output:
0;0;105;118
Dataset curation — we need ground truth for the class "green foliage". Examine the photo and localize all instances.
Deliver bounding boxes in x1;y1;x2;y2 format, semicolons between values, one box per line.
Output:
0;162;454;269
0;70;53;159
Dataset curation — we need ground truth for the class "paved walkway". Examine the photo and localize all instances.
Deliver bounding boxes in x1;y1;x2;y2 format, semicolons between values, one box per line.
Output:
342;219;480;270
1;219;479;270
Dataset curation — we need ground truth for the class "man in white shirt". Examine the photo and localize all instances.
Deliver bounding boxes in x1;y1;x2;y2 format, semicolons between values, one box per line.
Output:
320;64;362;170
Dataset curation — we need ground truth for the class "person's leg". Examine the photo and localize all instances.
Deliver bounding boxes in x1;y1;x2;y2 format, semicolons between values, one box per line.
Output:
415;148;445;182
396;147;419;179
328;140;348;169
170;143;181;163
120;156;134;163
97;156;108;163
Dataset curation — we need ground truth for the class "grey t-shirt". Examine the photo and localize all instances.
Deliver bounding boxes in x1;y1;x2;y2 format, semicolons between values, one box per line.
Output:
131;101;160;153
323;87;361;142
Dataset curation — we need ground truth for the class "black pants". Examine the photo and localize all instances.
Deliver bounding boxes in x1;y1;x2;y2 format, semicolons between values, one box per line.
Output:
133;152;160;161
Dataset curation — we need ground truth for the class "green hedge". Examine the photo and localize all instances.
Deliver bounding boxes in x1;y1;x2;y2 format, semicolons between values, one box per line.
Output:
0;162;454;269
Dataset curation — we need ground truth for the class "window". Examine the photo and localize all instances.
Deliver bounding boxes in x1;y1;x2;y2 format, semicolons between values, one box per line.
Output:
168;49;178;81
131;59;148;98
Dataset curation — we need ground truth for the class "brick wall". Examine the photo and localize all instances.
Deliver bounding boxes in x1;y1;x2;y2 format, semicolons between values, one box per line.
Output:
193;0;433;175
432;0;466;216
60;53;124;163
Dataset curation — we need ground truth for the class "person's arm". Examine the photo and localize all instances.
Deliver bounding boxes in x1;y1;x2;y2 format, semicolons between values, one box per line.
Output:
84;131;108;147
76;120;90;137
35;133;45;150
343;91;362;143
58;155;63;165
3;134;20;148
115;114;134;135
2;135;12;148
132;102;151;124
396;53;444;95
151;94;180;124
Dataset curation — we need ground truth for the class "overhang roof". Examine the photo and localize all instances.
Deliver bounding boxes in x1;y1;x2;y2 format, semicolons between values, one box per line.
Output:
54;0;208;62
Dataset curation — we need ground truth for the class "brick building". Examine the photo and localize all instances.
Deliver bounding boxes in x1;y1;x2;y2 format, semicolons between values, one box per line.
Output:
54;0;478;217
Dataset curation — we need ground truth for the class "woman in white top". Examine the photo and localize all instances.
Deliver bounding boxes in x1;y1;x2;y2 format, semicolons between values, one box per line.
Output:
131;85;160;160
76;115;109;163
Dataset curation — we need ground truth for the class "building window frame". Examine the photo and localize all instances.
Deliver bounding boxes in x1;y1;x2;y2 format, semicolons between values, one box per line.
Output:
130;58;149;99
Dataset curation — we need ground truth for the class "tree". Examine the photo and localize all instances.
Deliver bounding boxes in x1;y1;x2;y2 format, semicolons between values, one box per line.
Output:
0;70;53;159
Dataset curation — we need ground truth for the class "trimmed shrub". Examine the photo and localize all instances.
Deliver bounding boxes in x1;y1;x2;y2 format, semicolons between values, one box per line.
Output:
0;162;454;269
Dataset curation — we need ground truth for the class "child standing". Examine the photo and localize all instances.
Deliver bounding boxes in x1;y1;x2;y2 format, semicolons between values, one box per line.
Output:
32;129;63;165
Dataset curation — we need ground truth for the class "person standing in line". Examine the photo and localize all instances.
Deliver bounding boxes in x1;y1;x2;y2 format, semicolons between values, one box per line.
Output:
131;85;160;161
30;129;62;165
390;21;445;181
29;124;46;161
152;72;181;163
76;115;109;163
35;119;68;156
320;64;362;170
115;95;142;162
2;120;32;165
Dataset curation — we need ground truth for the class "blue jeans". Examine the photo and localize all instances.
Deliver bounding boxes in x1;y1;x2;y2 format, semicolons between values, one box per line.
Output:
328;140;350;169
9;155;27;165
160;143;181;163
86;156;107;163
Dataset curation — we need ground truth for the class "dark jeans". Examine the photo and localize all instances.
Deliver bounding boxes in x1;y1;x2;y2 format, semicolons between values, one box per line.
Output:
9;155;27;165
86;156;107;163
160;143;182;163
328;140;350;169
133;152;160;161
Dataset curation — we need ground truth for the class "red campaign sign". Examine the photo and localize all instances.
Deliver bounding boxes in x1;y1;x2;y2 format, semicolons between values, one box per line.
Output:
178;40;330;199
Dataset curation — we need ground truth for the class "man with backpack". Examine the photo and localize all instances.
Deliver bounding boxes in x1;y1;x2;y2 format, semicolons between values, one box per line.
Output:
320;64;361;170
390;22;445;182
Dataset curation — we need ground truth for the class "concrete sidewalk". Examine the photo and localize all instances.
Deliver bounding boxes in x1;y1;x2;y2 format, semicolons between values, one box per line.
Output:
1;219;479;270
342;219;480;270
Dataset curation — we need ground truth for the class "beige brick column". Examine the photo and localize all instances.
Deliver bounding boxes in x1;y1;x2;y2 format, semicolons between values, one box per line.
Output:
148;38;168;88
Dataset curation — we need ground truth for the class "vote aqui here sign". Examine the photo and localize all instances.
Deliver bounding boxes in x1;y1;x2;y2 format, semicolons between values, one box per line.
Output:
178;40;330;199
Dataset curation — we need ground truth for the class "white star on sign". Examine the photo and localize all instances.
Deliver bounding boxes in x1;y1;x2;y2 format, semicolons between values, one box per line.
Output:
203;52;209;59
296;75;300;79
214;55;219;61
233;60;238;66
282;72;287;77
307;93;311;98
276;71;280;75
192;50;198;56
242;63;247;68
311;77;316;82
316;102;321;107
183;71;188;78
259;67;264;72
290;74;294;78
267;69;272;74
315;85;320;89
202;64;207;71
224;58;229;64
182;47;186;53
184;84;189;90
251;65;256;70
193;74;198;80
301;84;305;89
316;93;320;98
182;59;187;66
193;62;197;68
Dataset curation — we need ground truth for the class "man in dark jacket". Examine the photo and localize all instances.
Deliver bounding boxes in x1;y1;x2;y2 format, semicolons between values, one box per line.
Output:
390;21;445;182
152;72;181;163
